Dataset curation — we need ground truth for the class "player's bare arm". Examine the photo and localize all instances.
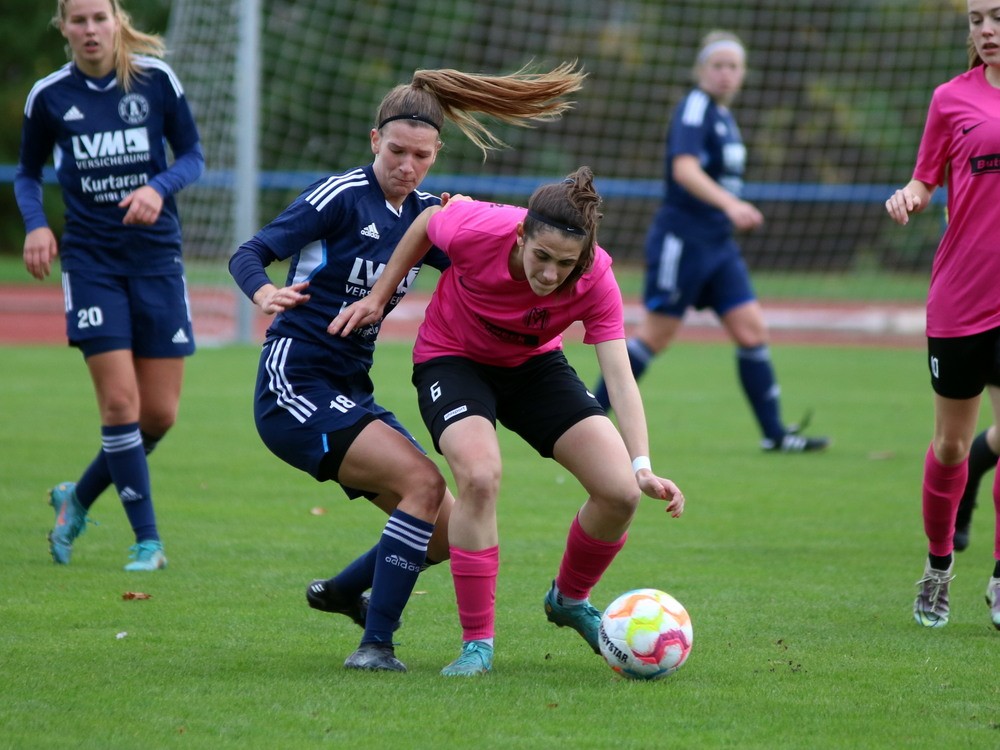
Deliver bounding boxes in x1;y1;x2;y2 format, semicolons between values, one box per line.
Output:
328;204;443;336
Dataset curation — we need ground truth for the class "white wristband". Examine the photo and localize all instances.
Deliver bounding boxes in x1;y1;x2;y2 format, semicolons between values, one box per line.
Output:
631;456;651;474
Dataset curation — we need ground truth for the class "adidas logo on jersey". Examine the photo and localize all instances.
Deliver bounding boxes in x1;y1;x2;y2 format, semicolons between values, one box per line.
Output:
360;223;380;240
63;106;85;121
172;328;190;344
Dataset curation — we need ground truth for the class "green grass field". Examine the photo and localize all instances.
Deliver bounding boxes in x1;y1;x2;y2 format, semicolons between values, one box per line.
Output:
2;341;997;749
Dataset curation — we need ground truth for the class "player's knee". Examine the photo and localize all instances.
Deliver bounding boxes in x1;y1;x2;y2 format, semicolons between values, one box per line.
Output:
454;463;501;507
405;464;448;516
141;405;178;436
933;435;972;466
595;484;641;525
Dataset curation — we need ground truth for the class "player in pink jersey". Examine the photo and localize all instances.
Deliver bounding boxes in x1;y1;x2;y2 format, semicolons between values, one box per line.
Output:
886;0;1000;630
332;166;686;675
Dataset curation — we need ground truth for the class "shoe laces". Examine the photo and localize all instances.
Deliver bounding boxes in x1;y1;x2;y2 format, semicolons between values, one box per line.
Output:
917;568;953;610
787;410;813;435
460;640;492;663
129;540;162;561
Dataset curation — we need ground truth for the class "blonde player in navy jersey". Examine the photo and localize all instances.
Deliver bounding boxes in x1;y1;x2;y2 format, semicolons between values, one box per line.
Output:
592;30;828;454
15;0;204;571
229;64;585;672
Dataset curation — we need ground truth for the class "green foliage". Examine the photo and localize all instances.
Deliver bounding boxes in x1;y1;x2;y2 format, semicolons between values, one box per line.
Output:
2;341;998;748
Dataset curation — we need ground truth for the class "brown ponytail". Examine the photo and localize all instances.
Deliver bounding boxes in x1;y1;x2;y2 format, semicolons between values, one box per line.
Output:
376;62;585;159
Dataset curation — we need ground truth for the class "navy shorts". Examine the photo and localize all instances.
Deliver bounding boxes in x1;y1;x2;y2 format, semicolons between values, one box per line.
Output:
927;326;1000;399
62;270;195;358
643;231;755;317
254;336;426;498
411;350;606;458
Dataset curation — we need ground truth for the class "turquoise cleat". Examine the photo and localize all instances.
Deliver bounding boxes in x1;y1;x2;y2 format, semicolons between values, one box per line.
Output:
125;540;167;571
48;482;88;565
440;640;493;676
544;581;602;654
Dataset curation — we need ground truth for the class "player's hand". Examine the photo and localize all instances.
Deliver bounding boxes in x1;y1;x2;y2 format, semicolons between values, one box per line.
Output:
254;281;310;315
885;188;922;226
23;227;59;280
443;193;473;207
637;471;685;518
119;185;164;226
327;296;384;337
726;199;763;232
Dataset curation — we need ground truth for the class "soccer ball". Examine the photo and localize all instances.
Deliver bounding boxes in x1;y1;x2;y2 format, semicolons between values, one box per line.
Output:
598;588;693;680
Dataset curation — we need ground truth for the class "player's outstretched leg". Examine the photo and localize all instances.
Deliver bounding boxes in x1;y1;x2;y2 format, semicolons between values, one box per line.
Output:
440;640;494;677
306;580;402;631
954;429;999;551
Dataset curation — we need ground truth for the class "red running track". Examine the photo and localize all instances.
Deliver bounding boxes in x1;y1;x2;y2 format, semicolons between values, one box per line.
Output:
0;284;924;348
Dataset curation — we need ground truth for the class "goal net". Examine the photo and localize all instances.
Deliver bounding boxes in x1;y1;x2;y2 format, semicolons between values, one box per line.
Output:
165;0;968;342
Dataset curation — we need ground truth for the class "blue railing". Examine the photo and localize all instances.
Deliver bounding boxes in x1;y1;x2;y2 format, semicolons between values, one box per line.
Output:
0;165;940;204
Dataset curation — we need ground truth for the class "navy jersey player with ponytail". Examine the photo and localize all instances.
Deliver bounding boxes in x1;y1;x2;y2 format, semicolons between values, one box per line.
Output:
15;0;203;571
229;64;585;672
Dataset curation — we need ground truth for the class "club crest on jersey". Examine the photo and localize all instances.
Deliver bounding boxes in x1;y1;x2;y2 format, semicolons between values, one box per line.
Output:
523;307;549;329
118;93;150;125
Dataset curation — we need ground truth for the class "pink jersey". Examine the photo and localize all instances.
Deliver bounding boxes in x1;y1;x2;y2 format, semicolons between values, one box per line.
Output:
413;200;625;366
914;66;1000;338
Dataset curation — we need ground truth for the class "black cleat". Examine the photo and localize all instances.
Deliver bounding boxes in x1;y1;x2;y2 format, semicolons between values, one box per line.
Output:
761;412;829;453
306;580;402;631
343;642;406;672
953;524;970;552
761;433;831;453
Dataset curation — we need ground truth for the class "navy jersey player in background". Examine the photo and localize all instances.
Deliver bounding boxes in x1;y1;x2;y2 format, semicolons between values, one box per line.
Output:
593;30;828;453
15;0;204;570
229;64;585;672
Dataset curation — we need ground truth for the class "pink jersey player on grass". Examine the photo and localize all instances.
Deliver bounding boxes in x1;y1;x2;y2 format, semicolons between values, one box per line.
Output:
886;0;1000;631
331;166;686;676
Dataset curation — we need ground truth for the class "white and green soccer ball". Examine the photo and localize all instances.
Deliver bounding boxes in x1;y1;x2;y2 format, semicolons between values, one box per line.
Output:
598;588;693;680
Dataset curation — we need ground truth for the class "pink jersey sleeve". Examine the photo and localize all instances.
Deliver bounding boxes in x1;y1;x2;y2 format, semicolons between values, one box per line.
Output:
579;250;626;344
912;85;950;188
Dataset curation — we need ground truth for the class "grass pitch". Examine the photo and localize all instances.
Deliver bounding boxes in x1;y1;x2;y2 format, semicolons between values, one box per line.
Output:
1;341;997;749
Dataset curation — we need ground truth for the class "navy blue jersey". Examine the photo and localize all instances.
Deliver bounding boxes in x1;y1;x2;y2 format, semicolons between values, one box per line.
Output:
234;164;449;375
15;58;203;276
651;88;747;245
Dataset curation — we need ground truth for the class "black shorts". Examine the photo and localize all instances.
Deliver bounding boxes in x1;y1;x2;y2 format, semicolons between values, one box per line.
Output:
927;326;1000;399
412;350;606;458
